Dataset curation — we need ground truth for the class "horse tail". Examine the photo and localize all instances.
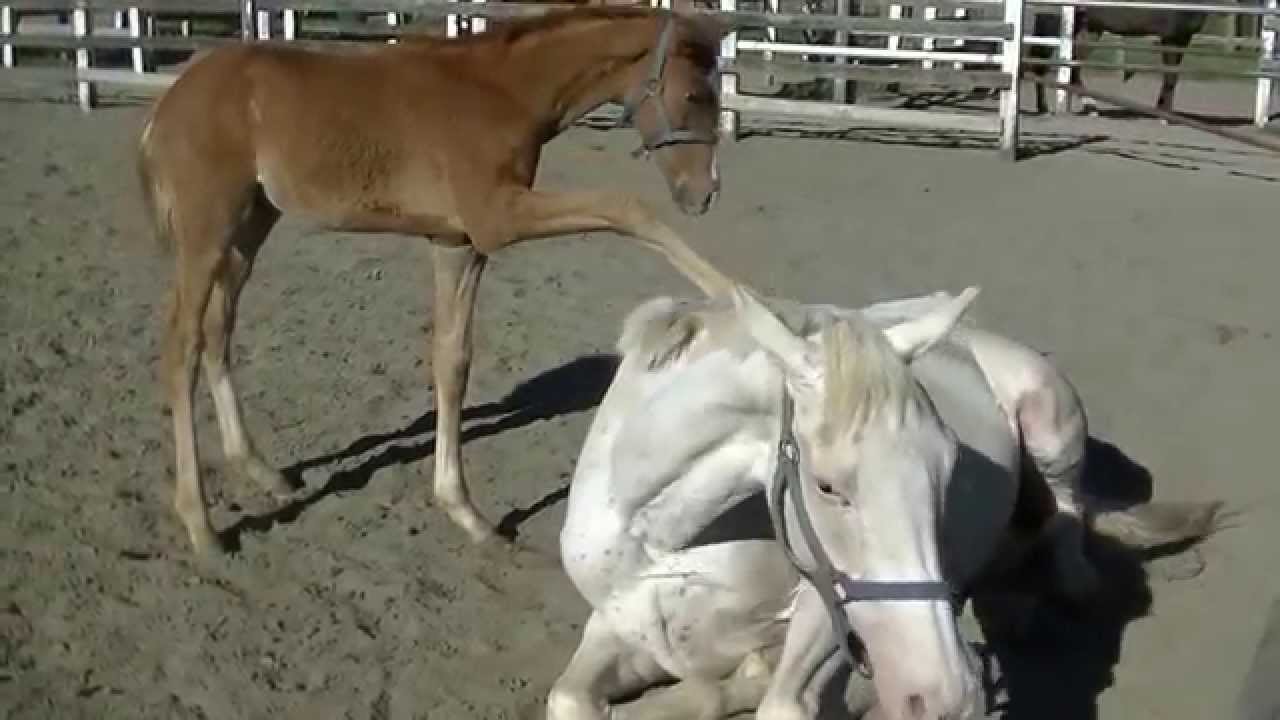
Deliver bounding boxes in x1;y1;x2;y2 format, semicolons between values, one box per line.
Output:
136;105;176;255
1087;498;1227;549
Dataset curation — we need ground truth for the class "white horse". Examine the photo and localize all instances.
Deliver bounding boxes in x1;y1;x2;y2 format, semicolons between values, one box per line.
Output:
547;284;1222;720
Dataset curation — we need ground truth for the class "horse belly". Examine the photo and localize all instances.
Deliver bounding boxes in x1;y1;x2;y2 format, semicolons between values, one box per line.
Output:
242;51;467;233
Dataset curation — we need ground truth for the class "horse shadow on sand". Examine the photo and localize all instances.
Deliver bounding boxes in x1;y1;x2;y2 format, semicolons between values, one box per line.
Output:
967;437;1205;720
223;352;621;548
227;353;1211;720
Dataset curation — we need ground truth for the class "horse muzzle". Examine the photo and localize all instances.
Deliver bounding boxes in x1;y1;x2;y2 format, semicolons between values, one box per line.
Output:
674;178;718;216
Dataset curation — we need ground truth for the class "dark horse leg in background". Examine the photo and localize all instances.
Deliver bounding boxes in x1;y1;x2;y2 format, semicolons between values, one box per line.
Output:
1155;29;1197;112
1029;9;1085;115
1029;7;1207;116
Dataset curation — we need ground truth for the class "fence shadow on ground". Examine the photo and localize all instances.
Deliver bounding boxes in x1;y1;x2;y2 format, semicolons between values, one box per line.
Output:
737;123;1109;161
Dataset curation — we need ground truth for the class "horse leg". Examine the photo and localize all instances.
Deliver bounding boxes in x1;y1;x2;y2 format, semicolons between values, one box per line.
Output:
428;244;492;543
162;218;234;554
471;189;735;300
1015;370;1100;603
1029;11;1056;115
613;651;775;720
547;611;669;720
758;585;839;720
200;191;289;497
1156;42;1186;115
965;332;1099;601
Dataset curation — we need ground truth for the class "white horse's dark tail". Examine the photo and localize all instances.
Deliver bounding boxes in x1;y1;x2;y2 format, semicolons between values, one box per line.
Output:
1087;498;1227;550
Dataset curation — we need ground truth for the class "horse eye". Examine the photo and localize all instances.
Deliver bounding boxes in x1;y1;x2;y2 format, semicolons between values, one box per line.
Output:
817;480;836;495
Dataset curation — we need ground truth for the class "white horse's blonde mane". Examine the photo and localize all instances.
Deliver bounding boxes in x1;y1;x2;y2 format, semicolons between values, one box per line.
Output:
617;295;915;438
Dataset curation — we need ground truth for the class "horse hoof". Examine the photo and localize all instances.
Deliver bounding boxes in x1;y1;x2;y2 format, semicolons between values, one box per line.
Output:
188;526;228;557
487;535;560;572
236;456;294;498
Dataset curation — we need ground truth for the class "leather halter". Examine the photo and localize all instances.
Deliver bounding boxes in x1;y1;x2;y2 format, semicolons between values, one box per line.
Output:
615;12;718;159
767;393;961;678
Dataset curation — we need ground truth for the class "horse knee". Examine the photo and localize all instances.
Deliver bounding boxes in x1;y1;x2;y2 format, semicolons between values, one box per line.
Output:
547;684;606;720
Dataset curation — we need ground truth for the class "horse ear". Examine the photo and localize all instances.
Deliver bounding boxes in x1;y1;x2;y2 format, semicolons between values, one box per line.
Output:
682;10;733;44
883;286;980;361
730;284;818;381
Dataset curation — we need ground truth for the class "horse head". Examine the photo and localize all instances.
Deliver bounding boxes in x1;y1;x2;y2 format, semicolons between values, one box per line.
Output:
732;283;985;720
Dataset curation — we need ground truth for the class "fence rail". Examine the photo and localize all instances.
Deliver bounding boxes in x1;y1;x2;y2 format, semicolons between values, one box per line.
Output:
2;0;1278;154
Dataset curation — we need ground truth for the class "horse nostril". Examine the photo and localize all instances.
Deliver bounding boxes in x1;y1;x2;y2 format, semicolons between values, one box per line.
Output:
906;694;927;720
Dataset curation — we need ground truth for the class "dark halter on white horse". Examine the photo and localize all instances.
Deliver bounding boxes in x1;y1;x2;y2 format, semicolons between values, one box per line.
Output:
768;393;965;678
616;12;719;159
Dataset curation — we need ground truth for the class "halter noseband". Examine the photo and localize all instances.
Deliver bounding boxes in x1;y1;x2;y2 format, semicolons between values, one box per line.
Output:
767;393;962;678
615;12;718;159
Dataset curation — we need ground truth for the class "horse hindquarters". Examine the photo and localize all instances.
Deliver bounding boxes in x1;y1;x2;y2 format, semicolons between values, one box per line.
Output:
956;330;1099;599
141;47;285;553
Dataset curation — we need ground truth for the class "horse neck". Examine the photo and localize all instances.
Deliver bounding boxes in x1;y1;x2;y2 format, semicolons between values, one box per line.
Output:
490;15;669;134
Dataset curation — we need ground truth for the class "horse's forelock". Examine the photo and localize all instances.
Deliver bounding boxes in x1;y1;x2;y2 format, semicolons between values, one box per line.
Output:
818;316;913;443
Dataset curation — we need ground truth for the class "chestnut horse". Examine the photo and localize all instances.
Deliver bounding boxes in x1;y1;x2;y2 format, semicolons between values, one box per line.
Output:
138;6;736;555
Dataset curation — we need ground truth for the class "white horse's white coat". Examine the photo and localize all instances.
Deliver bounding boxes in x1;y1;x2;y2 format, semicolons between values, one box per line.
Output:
547;287;1215;720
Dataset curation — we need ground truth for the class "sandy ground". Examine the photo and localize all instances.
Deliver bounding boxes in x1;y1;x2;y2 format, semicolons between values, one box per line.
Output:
2;73;1279;720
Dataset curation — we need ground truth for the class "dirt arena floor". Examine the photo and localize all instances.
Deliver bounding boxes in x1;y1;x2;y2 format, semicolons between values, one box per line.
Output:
2;72;1279;720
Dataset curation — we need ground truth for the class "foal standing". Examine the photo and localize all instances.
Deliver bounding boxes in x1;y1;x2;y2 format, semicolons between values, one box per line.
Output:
138;7;734;554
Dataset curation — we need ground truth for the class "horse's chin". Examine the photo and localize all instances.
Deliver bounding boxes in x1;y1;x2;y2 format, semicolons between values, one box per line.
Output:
676;189;716;216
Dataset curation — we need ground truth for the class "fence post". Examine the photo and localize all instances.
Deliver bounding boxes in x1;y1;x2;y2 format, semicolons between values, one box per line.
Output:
1257;1;1276;127
472;0;487;34
922;6;937;70
999;0;1024;160
384;10;399;43
718;0;739;139
763;0;777;89
951;6;967;69
834;0;850;103
127;7;147;74
241;1;255;41
2;6;14;69
1054;6;1075;113
282;8;297;40
256;7;271;40
72;2;95;111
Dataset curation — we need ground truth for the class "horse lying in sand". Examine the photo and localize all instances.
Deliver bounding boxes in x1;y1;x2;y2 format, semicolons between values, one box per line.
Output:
549;285;1222;720
138;7;735;554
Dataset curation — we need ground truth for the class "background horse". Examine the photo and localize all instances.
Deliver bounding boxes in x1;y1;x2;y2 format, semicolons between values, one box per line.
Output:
137;6;734;555
1029;2;1212;115
549;285;1222;719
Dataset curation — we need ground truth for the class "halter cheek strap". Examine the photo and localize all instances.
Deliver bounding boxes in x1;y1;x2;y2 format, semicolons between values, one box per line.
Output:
615;12;718;158
768;393;960;678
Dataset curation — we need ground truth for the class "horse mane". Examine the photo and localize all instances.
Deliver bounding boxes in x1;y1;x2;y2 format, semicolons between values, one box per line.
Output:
617;295;915;438
447;5;722;69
